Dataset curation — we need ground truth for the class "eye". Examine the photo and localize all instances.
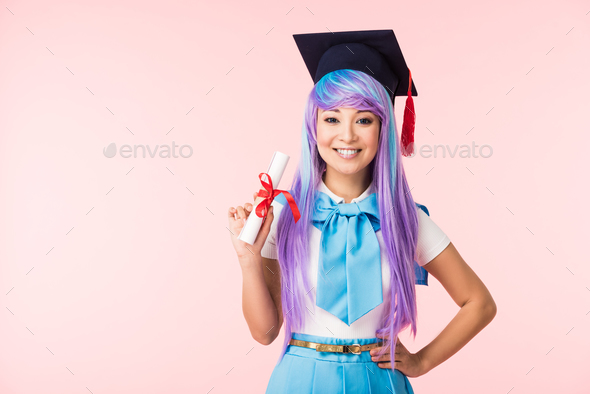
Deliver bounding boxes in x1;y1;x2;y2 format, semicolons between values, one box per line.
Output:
323;116;374;124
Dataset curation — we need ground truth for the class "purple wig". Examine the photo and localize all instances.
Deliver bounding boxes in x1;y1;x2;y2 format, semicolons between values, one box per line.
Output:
274;69;420;369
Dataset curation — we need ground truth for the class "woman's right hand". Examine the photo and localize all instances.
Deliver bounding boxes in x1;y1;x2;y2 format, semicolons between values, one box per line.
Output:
228;192;275;265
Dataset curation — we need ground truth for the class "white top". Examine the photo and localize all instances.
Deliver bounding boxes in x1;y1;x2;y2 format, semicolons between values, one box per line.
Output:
260;179;451;339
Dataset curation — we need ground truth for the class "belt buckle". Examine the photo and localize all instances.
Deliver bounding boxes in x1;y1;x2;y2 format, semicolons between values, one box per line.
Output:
345;344;361;355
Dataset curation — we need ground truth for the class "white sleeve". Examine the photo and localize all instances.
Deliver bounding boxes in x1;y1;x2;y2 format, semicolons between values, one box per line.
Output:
415;208;451;266
260;199;284;260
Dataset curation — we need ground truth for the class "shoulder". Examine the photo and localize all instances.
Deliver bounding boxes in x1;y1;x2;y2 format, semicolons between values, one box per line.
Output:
415;205;430;223
415;203;444;236
415;203;430;216
414;204;451;266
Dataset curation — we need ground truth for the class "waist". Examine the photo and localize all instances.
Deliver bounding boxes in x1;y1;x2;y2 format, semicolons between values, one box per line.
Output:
287;332;384;363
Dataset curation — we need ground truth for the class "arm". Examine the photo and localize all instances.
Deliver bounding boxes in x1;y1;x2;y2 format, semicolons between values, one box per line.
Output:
229;196;284;346
228;193;283;345
240;256;283;345
416;241;497;373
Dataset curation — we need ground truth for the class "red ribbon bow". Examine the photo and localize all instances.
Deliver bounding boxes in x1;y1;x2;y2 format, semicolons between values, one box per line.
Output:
255;173;301;223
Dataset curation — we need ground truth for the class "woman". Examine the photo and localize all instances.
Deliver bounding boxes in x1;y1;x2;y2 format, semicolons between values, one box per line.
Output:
228;30;496;393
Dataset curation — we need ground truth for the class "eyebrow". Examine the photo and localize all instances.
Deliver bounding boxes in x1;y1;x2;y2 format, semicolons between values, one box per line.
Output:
322;109;372;114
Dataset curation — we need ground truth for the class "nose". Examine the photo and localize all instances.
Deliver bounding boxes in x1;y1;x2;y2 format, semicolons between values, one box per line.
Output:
339;120;357;142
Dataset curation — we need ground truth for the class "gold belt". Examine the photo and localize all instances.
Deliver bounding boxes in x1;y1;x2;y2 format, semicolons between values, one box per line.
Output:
288;339;384;355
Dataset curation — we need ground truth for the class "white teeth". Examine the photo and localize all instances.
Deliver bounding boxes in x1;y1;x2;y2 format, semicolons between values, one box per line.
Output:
336;149;359;155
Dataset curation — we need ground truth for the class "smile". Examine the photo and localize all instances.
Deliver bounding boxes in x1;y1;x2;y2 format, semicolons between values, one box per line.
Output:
334;148;360;159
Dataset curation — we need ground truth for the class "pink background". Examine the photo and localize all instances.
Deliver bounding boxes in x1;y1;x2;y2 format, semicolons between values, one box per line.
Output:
1;1;589;393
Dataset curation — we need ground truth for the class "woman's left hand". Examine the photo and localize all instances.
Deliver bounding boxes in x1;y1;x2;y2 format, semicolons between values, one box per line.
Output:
370;332;427;378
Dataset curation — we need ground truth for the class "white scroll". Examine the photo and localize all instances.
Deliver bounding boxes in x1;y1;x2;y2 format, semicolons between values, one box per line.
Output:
237;151;290;245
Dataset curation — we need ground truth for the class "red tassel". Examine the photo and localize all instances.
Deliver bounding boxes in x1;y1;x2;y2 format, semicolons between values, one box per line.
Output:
400;68;415;157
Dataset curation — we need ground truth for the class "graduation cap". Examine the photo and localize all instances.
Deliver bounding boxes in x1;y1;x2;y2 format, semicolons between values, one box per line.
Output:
293;29;417;157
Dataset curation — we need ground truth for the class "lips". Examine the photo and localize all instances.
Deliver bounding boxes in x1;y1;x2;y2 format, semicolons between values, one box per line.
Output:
334;148;360;159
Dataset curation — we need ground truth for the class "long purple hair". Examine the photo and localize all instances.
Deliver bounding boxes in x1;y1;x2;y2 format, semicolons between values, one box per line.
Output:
274;69;420;369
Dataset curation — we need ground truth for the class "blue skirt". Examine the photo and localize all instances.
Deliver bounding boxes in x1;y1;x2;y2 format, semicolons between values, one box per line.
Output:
265;333;415;394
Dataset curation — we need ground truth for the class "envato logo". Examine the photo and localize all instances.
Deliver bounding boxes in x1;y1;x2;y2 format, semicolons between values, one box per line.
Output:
103;141;193;158
408;142;493;158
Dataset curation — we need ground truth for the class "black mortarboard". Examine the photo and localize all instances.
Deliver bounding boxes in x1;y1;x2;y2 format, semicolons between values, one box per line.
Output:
293;29;417;157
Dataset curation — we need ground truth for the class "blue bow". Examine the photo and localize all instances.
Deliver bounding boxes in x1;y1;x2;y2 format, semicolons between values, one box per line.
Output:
312;191;382;325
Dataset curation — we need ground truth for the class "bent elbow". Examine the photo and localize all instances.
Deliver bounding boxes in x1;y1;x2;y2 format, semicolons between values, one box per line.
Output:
484;297;497;321
250;318;283;346
252;332;277;346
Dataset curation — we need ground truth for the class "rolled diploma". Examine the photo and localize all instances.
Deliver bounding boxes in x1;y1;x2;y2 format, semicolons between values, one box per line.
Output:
237;151;290;245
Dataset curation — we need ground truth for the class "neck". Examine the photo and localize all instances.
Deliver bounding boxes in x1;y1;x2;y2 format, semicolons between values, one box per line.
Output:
322;167;372;204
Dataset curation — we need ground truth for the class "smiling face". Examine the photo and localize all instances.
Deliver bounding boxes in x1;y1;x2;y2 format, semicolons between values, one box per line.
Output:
316;106;381;183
